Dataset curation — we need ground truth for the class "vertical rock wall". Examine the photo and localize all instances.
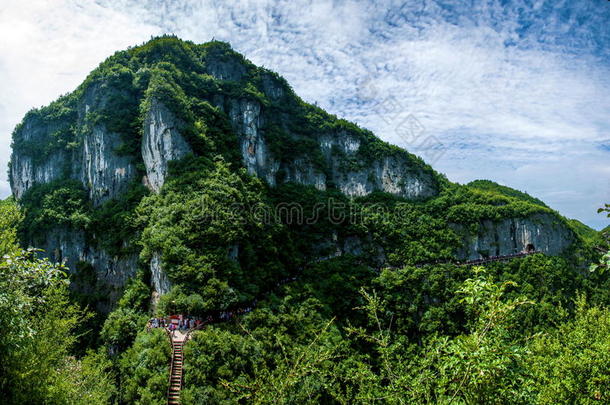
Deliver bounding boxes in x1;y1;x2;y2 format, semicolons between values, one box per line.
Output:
142;99;192;192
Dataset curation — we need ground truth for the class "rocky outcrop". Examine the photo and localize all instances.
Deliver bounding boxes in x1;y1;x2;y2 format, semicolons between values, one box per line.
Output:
9;38;578;309
281;158;327;191
261;73;284;101
150;253;171;295
142;99;192;192
332;156;434;199
227;98;281;186
82;126;136;205
11;124;136;205
452;213;575;260
11;150;67;199
206;57;247;81
320;133;437;199
224;101;437;199
41;227;138;311
10;78;138;204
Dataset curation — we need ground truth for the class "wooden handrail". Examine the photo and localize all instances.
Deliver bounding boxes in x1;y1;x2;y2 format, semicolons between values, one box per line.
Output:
165;328;174;405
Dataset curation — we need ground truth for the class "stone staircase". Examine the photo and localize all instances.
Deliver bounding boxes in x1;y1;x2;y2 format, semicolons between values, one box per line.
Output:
167;331;187;405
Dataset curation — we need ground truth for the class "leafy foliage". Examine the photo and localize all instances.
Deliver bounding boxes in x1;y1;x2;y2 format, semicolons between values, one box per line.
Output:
467;179;548;207
138;159;286;312
20;179;91;242
0;201;115;404
590;204;610;274
7;35;610;404
119;328;171;404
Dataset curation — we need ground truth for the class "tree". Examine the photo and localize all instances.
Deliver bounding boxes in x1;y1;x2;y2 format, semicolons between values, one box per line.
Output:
0;200;114;404
526;296;610;404
590;204;610;273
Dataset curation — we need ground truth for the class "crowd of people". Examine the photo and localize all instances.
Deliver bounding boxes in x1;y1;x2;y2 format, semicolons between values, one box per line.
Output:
148;316;201;332
146;304;258;333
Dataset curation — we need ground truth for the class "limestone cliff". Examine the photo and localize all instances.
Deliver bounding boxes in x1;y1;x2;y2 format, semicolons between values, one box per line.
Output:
8;37;579;307
451;213;575;260
142;99;192;192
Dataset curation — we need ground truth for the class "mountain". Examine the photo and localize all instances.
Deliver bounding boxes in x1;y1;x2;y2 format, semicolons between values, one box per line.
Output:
9;36;584;310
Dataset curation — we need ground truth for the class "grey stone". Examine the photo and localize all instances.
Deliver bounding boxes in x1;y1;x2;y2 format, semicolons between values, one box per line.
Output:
451;213;575;260
141;98;192;192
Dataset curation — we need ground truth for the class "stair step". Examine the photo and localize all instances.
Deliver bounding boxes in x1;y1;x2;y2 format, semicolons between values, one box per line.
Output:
169;336;186;403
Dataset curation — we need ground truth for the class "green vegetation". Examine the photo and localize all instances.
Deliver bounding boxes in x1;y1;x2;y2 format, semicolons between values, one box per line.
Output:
9;95;79;167
118;328;171;404
467;179;548;207
20;179;91;243
6;36;610;404
0;201;115;404
138;159;286;309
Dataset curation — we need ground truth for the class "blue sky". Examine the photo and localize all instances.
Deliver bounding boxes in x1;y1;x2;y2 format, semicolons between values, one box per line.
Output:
0;0;608;229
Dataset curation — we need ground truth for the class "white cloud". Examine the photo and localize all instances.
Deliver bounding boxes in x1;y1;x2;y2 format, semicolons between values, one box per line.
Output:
0;0;608;229
0;0;160;196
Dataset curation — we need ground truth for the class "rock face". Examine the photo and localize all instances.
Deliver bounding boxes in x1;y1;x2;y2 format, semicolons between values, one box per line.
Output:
223;95;437;199
452;213;575;260
9;96;190;303
42;227;138;312
9;110;73;200
228;98;280;186
9;38;578;308
82;126;136;205
150;253;171;295
11;150;67;200
10;80;139;205
142;99;192;192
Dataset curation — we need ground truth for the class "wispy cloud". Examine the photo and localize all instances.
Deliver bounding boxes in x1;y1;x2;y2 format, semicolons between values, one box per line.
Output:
1;0;608;228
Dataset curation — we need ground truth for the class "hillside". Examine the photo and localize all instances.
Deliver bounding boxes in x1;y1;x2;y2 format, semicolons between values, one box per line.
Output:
4;35;610;405
10;36;587;311
467;179;549;207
